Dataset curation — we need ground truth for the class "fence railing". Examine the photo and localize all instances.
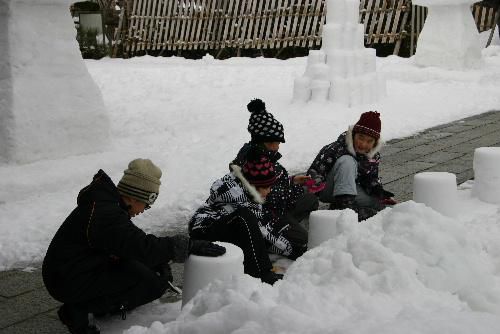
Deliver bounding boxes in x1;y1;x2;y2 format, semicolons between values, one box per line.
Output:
112;0;498;57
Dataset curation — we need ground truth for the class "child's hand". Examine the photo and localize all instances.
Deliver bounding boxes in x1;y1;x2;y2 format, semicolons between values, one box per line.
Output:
304;179;326;194
292;175;312;185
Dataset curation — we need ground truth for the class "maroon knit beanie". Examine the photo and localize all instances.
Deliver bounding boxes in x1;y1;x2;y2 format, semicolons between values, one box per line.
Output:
242;154;277;187
353;111;381;139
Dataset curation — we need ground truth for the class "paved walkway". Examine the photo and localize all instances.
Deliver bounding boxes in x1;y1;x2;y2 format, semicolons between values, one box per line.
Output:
1;110;499;333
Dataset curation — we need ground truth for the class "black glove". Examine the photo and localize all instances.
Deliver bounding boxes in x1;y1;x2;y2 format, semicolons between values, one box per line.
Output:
154;263;173;283
288;243;307;260
372;185;395;199
381;189;395;199
189;239;226;257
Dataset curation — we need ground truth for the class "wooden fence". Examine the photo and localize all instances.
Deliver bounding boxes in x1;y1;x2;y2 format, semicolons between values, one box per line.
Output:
112;0;498;57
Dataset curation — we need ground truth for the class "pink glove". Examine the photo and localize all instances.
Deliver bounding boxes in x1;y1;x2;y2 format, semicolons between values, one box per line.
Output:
304;179;326;194
380;198;398;206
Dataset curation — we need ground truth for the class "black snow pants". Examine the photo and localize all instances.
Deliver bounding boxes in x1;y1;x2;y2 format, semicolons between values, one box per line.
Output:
190;207;273;279
43;258;170;327
281;192;319;247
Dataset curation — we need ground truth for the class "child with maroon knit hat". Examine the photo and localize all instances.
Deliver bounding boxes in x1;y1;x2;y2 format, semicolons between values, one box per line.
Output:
307;111;396;221
189;150;286;285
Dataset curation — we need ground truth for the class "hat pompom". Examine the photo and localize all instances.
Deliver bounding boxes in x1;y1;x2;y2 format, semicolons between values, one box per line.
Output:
247;98;266;114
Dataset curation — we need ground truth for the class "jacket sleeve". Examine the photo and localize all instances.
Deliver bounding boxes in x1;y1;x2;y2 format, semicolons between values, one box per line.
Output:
307;142;338;184
87;202;189;267
358;153;383;195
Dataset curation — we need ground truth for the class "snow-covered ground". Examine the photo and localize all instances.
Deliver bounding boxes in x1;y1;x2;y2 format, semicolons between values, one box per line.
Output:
1;28;500;333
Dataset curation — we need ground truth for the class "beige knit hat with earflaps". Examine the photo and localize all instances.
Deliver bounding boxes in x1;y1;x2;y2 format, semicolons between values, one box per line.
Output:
117;158;162;206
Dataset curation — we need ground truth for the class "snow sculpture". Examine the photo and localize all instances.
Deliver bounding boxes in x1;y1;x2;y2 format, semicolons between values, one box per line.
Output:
413;0;482;69
308;209;357;249
293;0;386;106
413;172;458;217
472;147;500;204
0;0;109;164
182;242;244;306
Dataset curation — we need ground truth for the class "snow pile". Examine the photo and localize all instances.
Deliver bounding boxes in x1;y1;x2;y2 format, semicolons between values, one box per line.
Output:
413;0;482;69
0;0;109;163
293;0;385;106
121;191;500;334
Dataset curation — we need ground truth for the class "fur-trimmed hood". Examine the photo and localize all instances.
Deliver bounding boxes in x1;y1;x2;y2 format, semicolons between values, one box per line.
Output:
345;125;383;159
230;164;265;204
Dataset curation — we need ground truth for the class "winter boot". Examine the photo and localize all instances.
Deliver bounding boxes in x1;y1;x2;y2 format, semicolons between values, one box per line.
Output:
261;271;284;285
329;194;356;210
356;207;379;222
57;304;100;334
330;195;378;222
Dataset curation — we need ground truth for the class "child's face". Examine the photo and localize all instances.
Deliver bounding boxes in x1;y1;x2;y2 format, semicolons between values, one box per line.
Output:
256;186;272;199
353;132;376;154
263;141;280;152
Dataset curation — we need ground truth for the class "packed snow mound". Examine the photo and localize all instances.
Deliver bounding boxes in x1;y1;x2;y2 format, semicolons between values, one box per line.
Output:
123;197;500;334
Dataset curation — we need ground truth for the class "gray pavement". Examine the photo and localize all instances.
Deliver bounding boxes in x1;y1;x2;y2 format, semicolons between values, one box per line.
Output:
1;110;499;333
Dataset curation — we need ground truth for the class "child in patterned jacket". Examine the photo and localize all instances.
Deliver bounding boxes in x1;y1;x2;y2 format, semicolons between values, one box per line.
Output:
189;151;285;285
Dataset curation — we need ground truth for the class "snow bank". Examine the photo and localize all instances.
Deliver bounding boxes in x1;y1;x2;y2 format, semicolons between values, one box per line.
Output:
122;193;500;334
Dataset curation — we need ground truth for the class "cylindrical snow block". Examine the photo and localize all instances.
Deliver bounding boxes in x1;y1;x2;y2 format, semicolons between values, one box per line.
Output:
305;50;326;77
322;24;344;51
327;50;347;77
363;48;377;73
309;63;330;80
308;49;326;65
182;242;244;307
342;24;357;50
354;23;366;49
472;147;500;204
310;80;330;102
413;172;458;217
326;0;345;25
345;0;360;23
308;210;343;249
329;77;351;105
293;76;312;102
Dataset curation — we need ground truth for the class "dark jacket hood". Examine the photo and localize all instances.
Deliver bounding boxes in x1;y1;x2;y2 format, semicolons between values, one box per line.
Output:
76;170;124;208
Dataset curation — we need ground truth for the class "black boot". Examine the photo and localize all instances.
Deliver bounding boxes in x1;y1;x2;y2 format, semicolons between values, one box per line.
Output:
57;304;100;334
261;271;283;285
330;195;378;222
356;207;379;222
329;194;356;210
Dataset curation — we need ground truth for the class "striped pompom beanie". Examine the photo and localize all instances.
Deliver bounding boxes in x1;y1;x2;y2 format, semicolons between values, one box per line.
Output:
117;158;162;206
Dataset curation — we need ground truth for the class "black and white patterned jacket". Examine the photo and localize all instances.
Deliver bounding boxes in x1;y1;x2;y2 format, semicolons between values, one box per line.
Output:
188;165;293;256
307;126;383;195
232;142;304;231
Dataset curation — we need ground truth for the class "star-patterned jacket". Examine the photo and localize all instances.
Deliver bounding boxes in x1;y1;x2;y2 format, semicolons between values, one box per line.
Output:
307;126;383;195
231;142;304;237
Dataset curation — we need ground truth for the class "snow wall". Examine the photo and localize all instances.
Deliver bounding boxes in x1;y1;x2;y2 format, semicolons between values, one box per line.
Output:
0;0;109;164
